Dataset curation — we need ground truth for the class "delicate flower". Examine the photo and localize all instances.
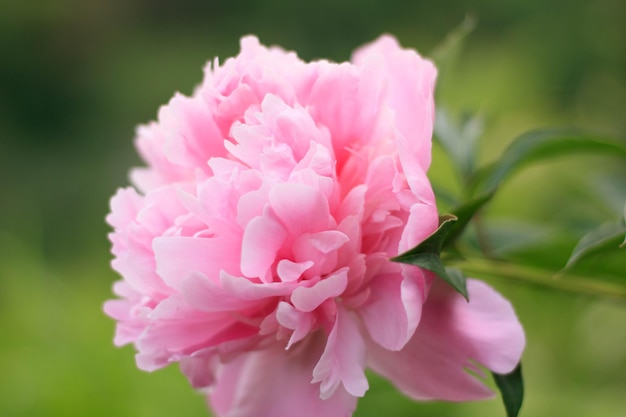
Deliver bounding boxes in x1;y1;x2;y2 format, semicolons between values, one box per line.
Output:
104;35;524;417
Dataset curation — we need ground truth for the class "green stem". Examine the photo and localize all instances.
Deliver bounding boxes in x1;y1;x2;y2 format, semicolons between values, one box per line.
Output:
454;257;626;301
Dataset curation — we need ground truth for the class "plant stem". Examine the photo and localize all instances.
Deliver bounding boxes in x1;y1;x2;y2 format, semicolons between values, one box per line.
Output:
454;256;626;301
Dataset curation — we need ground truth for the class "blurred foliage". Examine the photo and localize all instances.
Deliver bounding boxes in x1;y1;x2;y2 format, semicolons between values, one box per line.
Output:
0;0;625;416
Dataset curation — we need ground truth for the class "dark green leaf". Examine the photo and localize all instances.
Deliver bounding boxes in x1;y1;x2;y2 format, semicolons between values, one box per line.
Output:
443;267;469;296
392;215;469;299
493;364;524;417
473;129;626;196
563;221;626;271
393;214;457;257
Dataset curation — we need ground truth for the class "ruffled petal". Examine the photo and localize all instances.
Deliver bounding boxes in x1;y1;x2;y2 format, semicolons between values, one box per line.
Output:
312;305;368;399
367;279;525;401
290;268;349;312
352;35;437;172
305;62;385;168
398;201;439;253
240;214;287;280
359;265;424;351
180;272;258;312
208;339;358;417
276;301;316;348
153;236;241;289
269;183;331;236
136;296;257;371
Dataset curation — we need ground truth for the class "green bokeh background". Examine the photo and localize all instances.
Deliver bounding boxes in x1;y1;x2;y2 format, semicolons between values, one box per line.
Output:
1;1;625;416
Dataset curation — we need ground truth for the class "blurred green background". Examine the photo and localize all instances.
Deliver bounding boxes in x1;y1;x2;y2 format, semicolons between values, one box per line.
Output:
1;0;625;416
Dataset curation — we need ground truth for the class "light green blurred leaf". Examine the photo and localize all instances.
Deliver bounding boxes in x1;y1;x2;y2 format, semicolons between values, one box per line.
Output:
434;109;484;181
392;215;468;299
473;129;626;196
432;183;459;208
436;129;626;252
493;364;524;417
430;14;477;70
444;191;495;249
476;220;556;257
563;220;626;271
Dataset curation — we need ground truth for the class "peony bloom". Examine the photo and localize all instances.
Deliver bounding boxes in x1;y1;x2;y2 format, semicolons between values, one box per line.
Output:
104;35;524;417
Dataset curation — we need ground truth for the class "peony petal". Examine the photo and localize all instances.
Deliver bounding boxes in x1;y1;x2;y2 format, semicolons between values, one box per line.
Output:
335;185;366;224
276;259;314;282
220;271;296;300
367;279;525;401
180;352;220;389
180;174;255;237
358;266;424;351
306;230;350;254
110;249;165;296
106;187;143;229
132;123;189;191
305;61;385;169
395;132;437;203
292;232;348;278
206;354;246;417
398;201;439;253
269;183;330;236
160;93;224;171
153;236;241;290
136;296;257;371
276;301;316;348
312;305;368;399
181;271;258;312
208;339;358;417
352;35;437;172
260;94;323;162
103;298;149;346
240;214;287;280
290;268;349;312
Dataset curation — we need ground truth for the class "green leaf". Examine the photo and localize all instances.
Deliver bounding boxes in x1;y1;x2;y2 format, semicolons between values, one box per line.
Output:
563;221;626;271
437;129;626;249
430;14;477;69
434;109;484;181
392;215;469;299
443;191;495;249
443;267;469;296
493;364;524;417
432;183;459;209
473;129;626;196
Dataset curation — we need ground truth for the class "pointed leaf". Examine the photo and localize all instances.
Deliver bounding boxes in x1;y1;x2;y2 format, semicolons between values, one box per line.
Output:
443;267;469;298
563;221;626;271
473;129;626;196
493;364;524;417
392;215;468;299
394;214;457;256
393;252;468;300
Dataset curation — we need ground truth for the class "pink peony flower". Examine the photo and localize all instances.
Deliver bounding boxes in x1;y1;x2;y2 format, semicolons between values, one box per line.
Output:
104;35;524;417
